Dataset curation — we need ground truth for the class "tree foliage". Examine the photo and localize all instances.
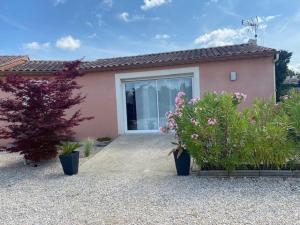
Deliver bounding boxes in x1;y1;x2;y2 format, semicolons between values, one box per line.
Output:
275;50;293;101
0;61;93;162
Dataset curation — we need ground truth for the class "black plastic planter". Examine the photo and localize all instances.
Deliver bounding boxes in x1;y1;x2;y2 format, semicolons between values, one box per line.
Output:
59;151;79;175
173;150;191;176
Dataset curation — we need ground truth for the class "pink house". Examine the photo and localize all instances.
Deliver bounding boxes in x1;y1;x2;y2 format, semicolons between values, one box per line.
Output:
0;41;277;139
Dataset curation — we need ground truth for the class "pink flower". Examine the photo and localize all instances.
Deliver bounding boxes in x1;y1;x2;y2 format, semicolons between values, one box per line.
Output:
177;91;186;98
175;107;183;117
208;118;217;125
175;96;184;107
233;92;247;103
165;111;174;119
168;119;177;129
189;97;200;105
241;93;247;100
190;118;199;126
159;127;167;133
191;134;199;139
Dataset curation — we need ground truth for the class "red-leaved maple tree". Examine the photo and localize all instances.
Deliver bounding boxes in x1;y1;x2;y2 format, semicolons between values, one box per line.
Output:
0;61;93;162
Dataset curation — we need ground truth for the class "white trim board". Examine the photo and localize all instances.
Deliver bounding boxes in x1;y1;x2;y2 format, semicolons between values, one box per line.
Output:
115;66;200;134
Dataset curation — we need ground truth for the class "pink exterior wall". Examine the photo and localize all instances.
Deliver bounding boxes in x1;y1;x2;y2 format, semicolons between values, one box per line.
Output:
74;56;274;139
199;57;275;107
71;71;118;139
0;56;275;141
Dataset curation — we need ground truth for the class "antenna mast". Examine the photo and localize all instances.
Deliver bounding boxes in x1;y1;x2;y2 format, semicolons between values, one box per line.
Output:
242;16;259;39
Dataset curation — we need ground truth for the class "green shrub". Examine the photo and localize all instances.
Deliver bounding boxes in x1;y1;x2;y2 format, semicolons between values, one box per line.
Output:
161;91;299;171
83;138;95;157
179;92;248;170
243;98;295;169
281;89;300;138
58;142;81;155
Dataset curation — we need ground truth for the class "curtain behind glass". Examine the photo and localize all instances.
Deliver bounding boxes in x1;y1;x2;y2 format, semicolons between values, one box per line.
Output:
135;80;158;130
157;77;192;127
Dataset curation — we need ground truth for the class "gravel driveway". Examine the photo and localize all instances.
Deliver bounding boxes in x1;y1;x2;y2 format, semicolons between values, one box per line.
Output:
0;135;300;225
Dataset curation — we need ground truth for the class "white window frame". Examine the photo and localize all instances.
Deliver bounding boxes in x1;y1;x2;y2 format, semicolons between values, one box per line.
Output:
115;66;200;134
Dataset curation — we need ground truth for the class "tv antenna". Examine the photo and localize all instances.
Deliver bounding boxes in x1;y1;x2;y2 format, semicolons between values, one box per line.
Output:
242;16;259;39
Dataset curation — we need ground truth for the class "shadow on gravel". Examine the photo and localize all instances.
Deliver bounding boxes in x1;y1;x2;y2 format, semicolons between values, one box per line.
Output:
0;156;66;188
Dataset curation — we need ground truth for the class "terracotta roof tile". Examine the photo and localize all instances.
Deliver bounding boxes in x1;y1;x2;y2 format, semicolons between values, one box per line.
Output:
9;60;66;72
4;43;276;74
0;55;29;70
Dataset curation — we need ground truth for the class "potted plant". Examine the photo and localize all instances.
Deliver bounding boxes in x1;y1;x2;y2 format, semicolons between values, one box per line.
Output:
161;91;191;176
169;141;190;176
58;142;81;175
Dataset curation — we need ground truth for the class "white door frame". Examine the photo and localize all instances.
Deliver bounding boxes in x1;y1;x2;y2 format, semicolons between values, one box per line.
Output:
115;66;200;134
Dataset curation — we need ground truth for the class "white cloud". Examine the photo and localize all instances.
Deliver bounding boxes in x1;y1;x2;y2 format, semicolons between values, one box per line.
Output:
194;27;249;47
141;0;171;10
118;12;147;22
265;15;278;21
155;34;170;39
23;42;50;50
56;35;81;51
102;0;113;8
194;15;280;47
53;0;66;6
257;15;280;29
85;21;93;28
119;12;130;22
96;14;104;27
87;33;97;39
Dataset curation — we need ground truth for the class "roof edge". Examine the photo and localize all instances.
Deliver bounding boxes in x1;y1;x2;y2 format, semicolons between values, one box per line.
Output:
0;52;275;76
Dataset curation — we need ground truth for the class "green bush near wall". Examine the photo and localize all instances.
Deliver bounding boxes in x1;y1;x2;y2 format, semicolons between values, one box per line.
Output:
162;90;300;171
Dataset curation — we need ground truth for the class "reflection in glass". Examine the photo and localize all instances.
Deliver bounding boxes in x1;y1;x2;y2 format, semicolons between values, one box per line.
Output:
125;76;193;131
157;77;192;127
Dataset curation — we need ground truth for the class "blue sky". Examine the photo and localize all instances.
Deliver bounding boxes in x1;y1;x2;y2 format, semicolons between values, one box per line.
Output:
1;0;300;71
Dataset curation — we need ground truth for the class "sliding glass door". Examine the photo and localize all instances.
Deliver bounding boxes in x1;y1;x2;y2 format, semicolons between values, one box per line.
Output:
157;77;192;128
125;76;192;131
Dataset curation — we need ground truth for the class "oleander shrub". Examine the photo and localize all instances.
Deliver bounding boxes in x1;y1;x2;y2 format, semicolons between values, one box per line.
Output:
181;92;248;170
281;89;300;139
243;98;295;169
161;91;298;171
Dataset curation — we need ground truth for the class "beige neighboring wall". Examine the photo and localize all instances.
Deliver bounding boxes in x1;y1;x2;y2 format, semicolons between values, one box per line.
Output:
199;56;275;107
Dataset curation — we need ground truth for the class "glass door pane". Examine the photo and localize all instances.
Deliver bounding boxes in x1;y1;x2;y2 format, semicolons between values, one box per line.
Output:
125;80;158;130
157;77;192;127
